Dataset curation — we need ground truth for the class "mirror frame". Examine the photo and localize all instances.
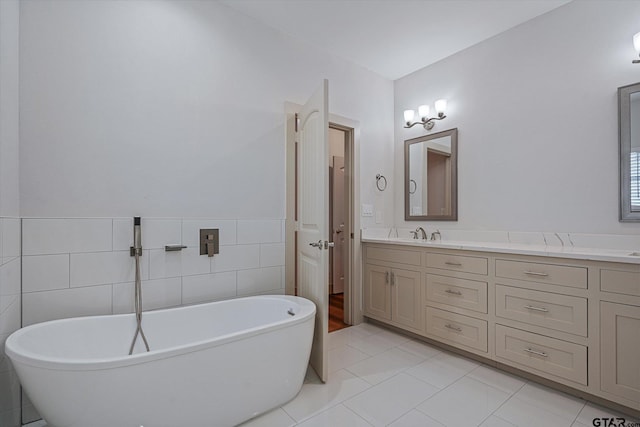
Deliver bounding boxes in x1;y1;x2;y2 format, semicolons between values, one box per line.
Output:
404;128;458;221
619;82;640;221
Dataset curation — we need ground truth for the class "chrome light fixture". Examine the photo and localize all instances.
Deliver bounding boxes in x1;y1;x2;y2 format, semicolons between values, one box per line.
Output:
404;99;447;130
633;32;640;63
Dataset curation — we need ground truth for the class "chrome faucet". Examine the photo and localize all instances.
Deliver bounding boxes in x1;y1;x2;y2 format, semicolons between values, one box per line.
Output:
416;227;428;240
430;229;441;241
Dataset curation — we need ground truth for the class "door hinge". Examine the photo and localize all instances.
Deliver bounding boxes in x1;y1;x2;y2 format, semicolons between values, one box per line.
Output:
350;232;354;239
294;113;298;132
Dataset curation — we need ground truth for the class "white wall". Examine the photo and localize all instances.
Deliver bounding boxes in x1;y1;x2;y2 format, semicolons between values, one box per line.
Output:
0;1;21;425
395;0;640;234
19;0;394;226
0;0;19;218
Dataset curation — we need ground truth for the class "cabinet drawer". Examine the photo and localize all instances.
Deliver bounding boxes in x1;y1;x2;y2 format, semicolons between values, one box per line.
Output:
496;259;587;289
495;325;587;385
426;274;488;314
366;246;422;267
495;285;587;336
600;268;640;297
426;253;488;275
425;306;487;352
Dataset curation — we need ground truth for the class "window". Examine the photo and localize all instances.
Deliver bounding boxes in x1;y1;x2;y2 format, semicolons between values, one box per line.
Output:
632;151;640;210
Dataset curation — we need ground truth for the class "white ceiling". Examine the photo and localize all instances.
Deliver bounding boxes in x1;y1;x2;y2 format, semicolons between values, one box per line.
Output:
220;0;571;80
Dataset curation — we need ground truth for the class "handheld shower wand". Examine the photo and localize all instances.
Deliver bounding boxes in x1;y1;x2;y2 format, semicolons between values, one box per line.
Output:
129;216;150;355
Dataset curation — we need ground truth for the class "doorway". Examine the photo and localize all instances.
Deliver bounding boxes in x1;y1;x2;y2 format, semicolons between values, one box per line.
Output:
284;101;364;371
328;126;349;332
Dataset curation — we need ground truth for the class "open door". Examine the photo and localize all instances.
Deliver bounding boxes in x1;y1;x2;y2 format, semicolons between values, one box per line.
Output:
296;80;329;382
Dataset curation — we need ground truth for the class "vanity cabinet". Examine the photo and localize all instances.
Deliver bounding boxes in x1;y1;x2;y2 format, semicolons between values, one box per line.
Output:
363;246;423;331
362;241;640;415
600;301;640;403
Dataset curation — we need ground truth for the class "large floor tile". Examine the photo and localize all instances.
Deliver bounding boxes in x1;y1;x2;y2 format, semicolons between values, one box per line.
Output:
344;373;439;427
239;408;296;427
466;365;526;394
328;344;370;373
388;409;445;427
405;351;479;388
512;383;585;421
575;402;640;425
346;347;424;385
348;332;407;356
396;339;441;359
417;376;510;427
296;404;372;427
328;326;373;349
495;396;576;427
281;369;371;422
479;415;517;427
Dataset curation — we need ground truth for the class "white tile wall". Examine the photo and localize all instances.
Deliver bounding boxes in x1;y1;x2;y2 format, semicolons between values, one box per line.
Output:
212;244;260;273
182;272;237;305
237;220;282;244
22;284;113;326
22;218;112;255
260;243;285;267
22;254;69;292
112;278;182;314
21;217;287;325
0;218;21;426
237;266;282;296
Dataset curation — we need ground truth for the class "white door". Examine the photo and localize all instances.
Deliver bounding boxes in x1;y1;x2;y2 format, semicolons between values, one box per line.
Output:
332;156;346;294
297;80;329;382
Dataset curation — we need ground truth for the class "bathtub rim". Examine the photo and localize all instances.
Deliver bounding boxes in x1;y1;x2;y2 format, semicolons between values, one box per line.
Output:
6;295;315;372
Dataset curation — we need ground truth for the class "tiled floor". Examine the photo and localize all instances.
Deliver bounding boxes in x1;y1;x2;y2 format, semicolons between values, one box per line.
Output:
24;322;639;427
239;323;637;427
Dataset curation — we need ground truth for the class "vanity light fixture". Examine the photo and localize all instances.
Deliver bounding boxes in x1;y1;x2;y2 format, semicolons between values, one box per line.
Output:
404;99;447;130
634;32;640;63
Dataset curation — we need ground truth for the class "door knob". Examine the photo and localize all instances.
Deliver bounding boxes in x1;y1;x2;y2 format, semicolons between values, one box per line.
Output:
309;240;323;249
324;241;335;249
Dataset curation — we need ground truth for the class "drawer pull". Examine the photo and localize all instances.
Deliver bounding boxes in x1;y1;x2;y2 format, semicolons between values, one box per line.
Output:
444;324;462;332
445;261;463;266
445;289;463;296
524;348;548;357
524;305;549;313
523;271;549;277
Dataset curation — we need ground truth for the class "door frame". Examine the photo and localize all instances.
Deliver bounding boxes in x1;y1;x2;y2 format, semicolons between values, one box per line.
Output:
284;102;363;326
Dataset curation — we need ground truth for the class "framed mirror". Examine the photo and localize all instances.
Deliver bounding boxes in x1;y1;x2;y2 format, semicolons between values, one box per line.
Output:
619;82;640;221
405;128;458;221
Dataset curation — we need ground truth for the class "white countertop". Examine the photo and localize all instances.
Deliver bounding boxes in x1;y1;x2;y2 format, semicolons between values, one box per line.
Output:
361;236;640;264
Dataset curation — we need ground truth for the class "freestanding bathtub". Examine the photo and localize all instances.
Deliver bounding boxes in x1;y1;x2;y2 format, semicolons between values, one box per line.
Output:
5;295;315;427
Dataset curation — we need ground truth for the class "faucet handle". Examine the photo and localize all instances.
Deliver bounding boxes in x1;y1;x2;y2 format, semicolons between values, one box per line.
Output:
410;231;418;239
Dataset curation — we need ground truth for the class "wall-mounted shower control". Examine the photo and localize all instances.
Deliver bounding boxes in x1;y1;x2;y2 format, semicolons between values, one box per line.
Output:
200;229;219;257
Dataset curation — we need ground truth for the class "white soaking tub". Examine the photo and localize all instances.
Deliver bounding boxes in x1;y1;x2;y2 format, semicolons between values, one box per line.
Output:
5;295;315;427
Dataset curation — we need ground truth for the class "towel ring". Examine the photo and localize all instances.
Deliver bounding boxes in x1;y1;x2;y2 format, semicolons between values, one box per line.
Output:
376;174;387;191
409;179;417;194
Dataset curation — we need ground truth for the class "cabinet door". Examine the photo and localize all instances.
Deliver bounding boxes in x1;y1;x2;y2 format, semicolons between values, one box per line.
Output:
392;268;422;330
364;264;391;320
601;302;640;403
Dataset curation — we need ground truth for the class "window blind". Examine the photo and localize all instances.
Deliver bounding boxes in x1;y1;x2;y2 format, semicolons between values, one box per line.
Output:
632;151;640;209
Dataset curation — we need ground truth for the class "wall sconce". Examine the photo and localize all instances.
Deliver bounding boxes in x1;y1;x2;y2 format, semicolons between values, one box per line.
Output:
634;32;640;63
404;99;447;130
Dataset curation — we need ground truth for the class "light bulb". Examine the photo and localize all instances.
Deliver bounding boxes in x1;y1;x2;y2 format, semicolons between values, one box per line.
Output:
403;109;415;123
435;99;447;115
634;32;640;53
418;105;430;119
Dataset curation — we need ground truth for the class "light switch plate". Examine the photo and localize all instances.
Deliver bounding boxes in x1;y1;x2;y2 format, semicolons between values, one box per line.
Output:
375;211;383;224
361;204;374;217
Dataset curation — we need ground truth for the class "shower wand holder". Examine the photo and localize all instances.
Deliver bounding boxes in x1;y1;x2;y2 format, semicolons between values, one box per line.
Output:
130;247;143;257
